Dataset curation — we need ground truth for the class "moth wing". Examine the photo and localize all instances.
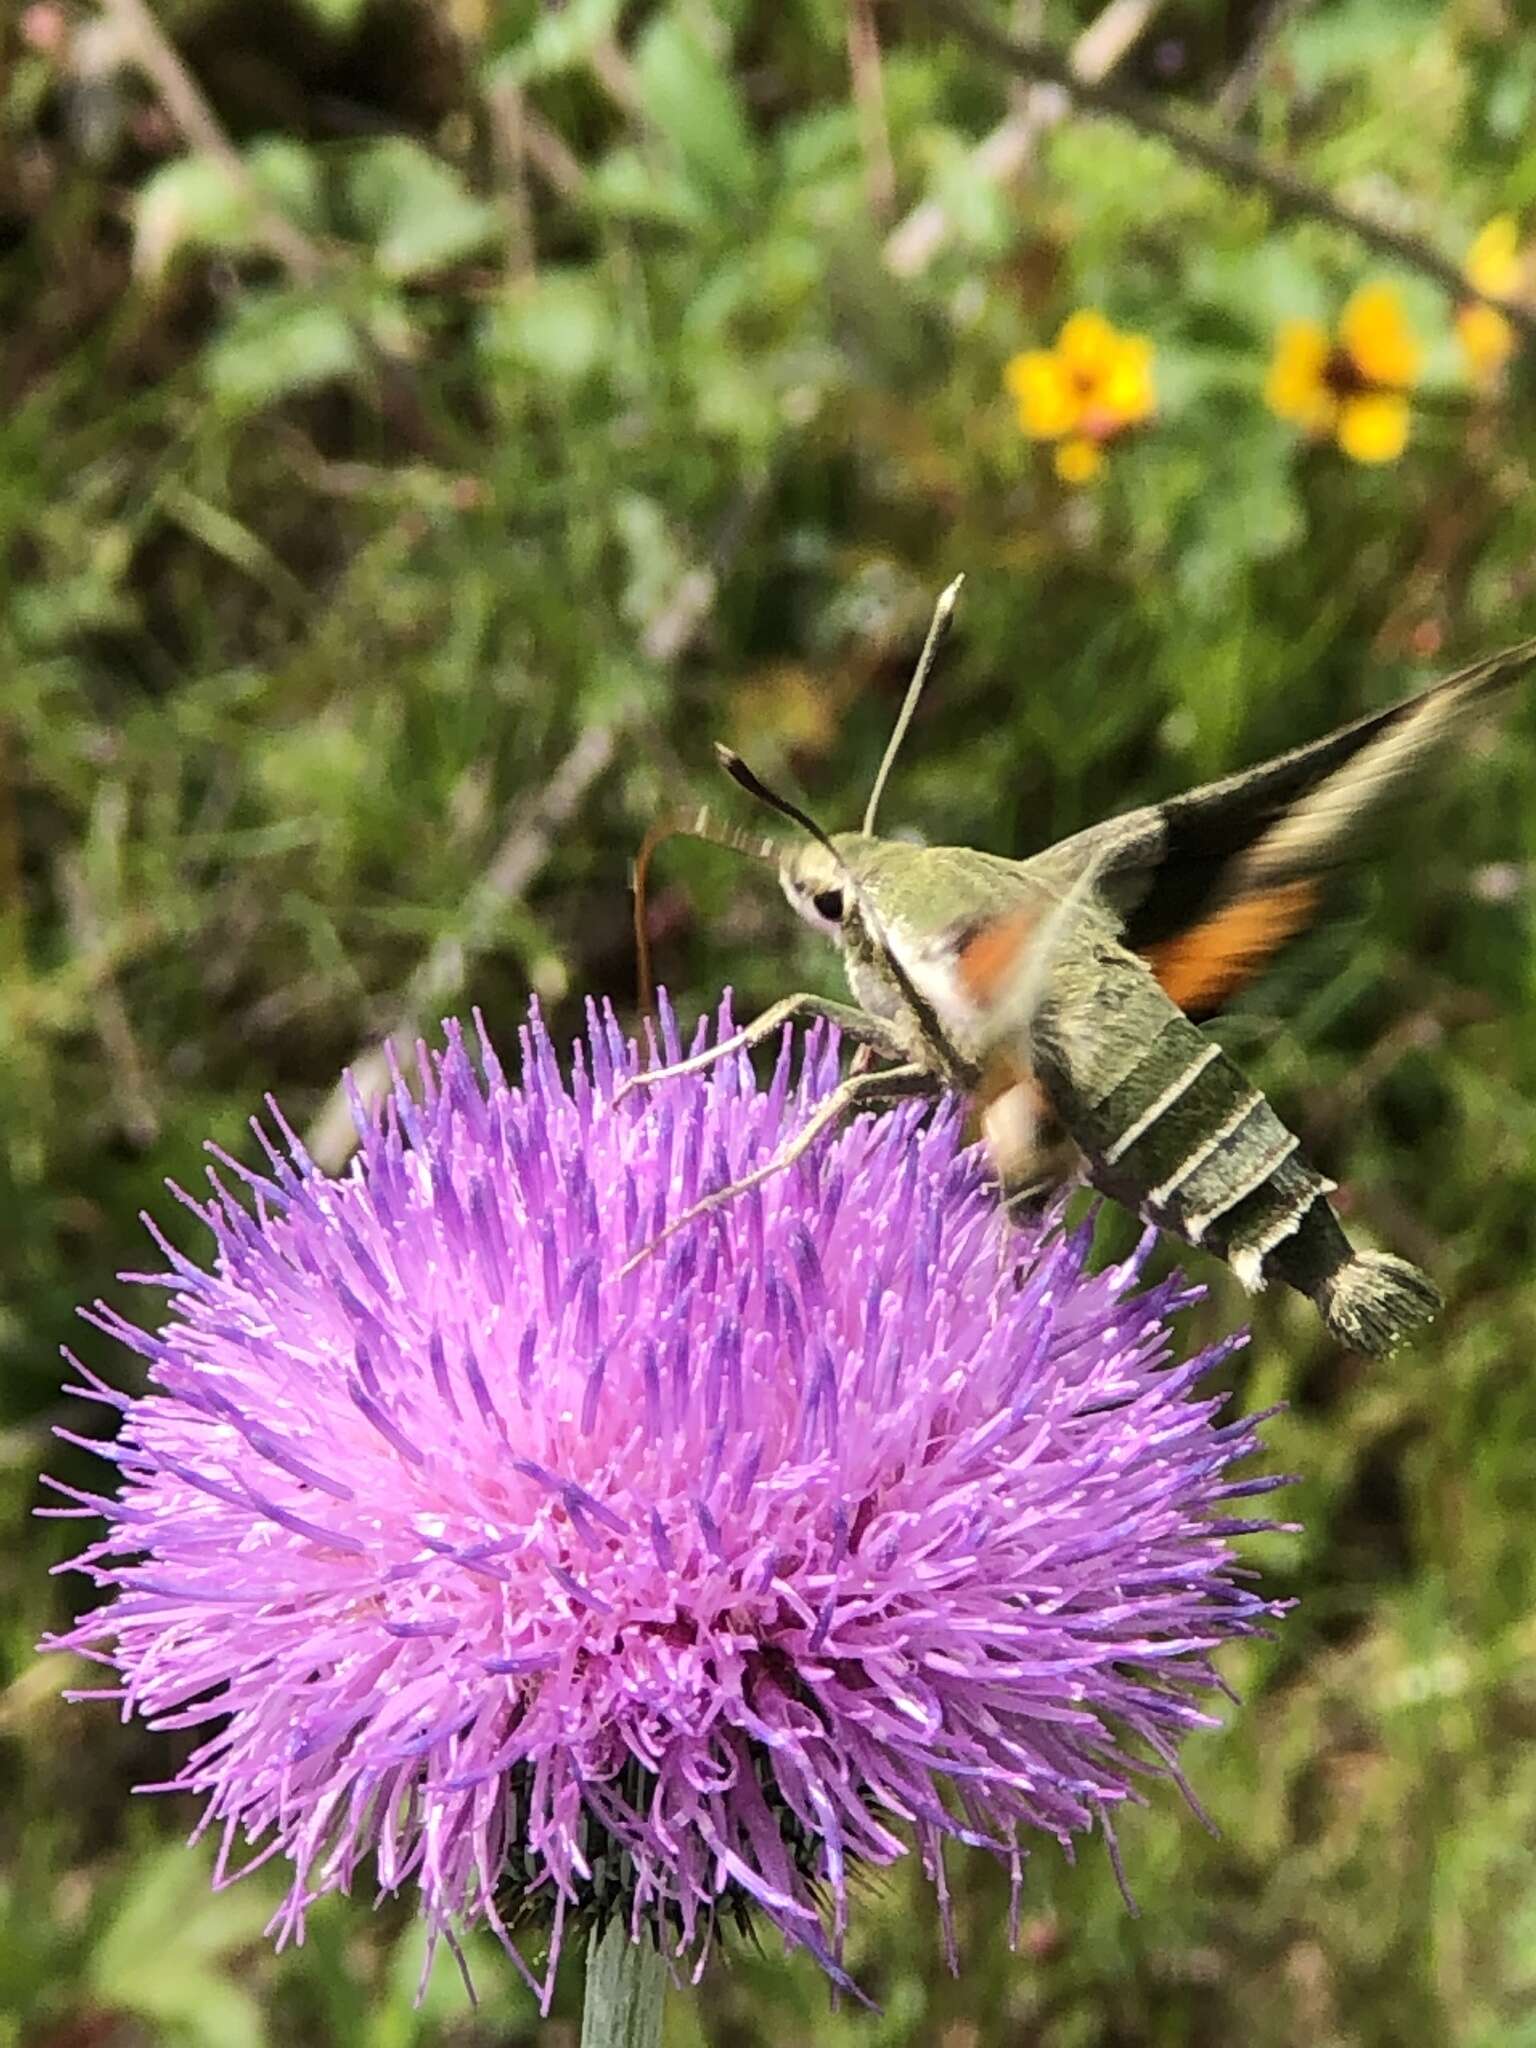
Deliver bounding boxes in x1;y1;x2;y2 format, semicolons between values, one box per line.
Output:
941;861;1109;1194
1035;637;1536;1020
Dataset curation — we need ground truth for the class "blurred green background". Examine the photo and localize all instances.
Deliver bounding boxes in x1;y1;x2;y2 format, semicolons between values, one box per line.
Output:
6;1;1536;2042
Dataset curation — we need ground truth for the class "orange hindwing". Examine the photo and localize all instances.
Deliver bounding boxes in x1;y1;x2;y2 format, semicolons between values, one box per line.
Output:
1142;879;1319;1015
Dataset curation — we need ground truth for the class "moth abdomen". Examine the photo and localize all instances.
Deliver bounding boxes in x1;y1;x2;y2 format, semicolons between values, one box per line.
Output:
1309;1249;1443;1355
1210;1172;1442;1354
1053;984;1441;1355
1067;1009;1305;1249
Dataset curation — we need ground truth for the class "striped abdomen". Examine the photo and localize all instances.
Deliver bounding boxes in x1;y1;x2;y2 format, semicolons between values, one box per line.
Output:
1040;961;1441;1353
1069;1007;1328;1280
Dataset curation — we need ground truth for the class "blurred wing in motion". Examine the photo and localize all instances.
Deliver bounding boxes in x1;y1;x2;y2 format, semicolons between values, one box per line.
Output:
1043;637;1536;1019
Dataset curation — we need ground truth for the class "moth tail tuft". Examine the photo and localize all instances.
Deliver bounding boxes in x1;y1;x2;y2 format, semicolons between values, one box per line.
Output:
1316;1252;1443;1356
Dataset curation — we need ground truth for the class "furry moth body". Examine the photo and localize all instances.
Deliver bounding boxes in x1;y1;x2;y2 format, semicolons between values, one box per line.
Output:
782;837;1438;1355
631;590;1536;1355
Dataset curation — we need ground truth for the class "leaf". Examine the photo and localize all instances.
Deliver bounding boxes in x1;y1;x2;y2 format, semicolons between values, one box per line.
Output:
589;145;711;230
613;493;694;637
491;0;625;82
689;348;781;453
132;138;320;281
156;482;308;607
633;12;759;205
480;269;610;384
203;289;362;411
1285;0;1437;92
88;1843;270;2048
346;138;500;280
1161;416;1307;605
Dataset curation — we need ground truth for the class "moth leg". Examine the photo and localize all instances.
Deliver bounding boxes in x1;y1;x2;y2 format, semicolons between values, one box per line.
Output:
999;1172;1059;1215
616;1061;935;1276
997;1160;1085;1231
612;994;907;1105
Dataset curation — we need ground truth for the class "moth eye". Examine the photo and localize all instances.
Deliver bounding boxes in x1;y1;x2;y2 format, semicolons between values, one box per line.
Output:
811;888;845;923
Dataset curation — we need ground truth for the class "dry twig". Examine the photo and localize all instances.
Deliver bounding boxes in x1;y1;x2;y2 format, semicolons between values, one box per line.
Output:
304;726;619;1172
303;473;773;1171
98;0;327;283
519;106;591;201
848;0;898;222
1214;0;1313;123
886;0;1163;276
486;73;537;284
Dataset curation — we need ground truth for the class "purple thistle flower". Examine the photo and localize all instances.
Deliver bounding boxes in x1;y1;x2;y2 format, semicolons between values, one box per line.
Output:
45;997;1287;2006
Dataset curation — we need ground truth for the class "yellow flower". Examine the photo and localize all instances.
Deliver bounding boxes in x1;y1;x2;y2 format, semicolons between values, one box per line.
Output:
1338;284;1420;389
1004;350;1076;439
1003;310;1156;484
1335;391;1410;465
1263;285;1420;464
1055;309;1122;384
1457;215;1525;384
1100;333;1155;427
1264;319;1335;434
1053;437;1103;484
1467;215;1521;298
1458;300;1515;383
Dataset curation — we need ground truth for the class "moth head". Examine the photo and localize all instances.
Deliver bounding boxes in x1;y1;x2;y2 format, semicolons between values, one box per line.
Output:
779;839;855;941
633;598;958;1019
635;579;964;998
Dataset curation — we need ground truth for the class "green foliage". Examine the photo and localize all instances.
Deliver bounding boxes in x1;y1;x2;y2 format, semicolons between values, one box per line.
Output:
4;1;1536;2043
133;136;323;277
345;137;502;278
203;286;364;408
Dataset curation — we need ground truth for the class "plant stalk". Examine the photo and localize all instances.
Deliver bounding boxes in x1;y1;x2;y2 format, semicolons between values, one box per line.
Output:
580;1921;666;2048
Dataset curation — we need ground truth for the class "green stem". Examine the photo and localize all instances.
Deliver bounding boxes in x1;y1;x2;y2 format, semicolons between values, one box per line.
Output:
580;1921;667;2048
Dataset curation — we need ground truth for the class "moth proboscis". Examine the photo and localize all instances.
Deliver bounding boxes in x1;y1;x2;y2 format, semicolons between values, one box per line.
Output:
623;581;1536;1356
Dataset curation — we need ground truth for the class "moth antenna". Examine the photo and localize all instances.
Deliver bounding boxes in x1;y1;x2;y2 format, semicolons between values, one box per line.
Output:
713;746;844;861
632;805;784;1015
861;573;965;836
